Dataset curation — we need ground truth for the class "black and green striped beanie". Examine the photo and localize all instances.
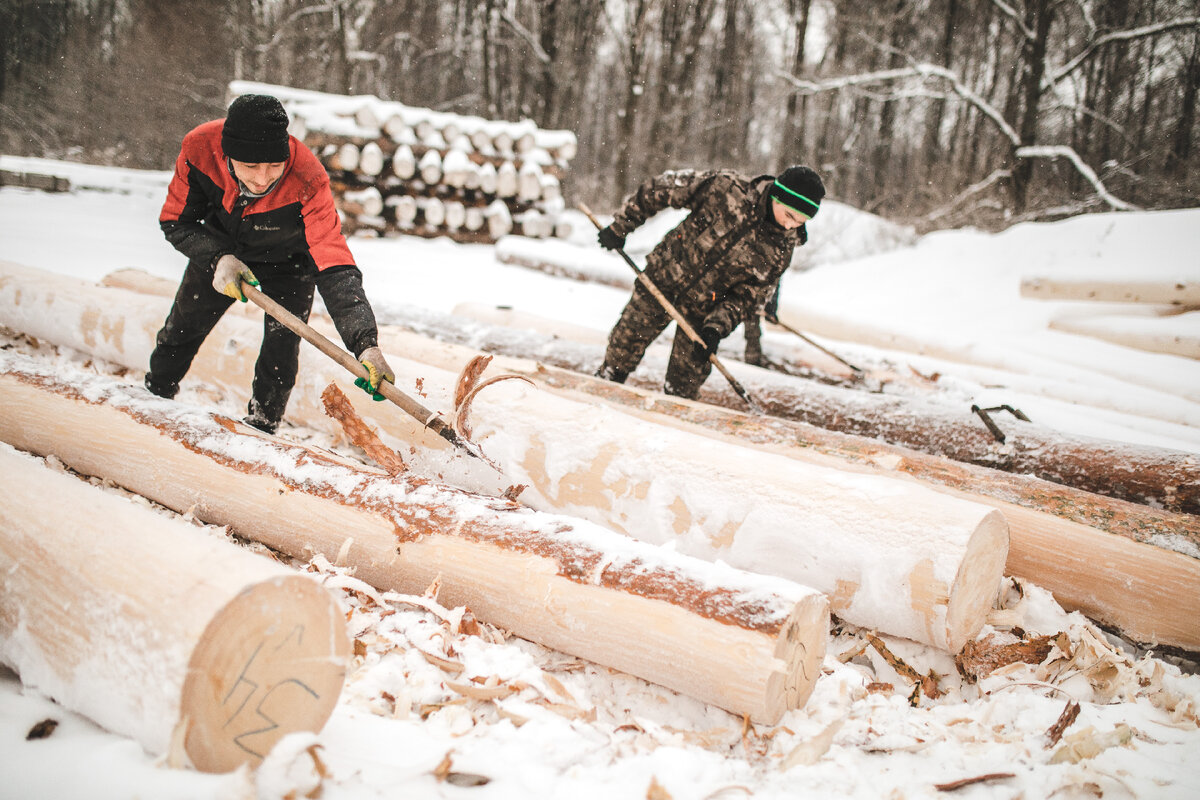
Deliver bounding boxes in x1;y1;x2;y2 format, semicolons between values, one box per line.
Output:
770;165;825;218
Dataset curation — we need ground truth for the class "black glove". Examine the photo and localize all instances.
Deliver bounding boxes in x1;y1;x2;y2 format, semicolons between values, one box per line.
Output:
597;226;626;251
699;326;722;356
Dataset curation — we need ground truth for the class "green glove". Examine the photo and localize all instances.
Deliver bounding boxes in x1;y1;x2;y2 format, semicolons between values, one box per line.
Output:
212;254;259;302
355;346;394;401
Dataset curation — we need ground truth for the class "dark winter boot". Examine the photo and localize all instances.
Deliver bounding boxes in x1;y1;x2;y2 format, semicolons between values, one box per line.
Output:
143;372;179;399
594;363;629;384
243;398;279;435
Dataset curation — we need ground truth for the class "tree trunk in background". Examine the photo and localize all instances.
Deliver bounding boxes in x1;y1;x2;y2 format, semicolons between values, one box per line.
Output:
923;0;959;183
614;0;653;199
1010;0;1054;212
645;0;714;173
705;0;742;164
871;0;913;202
781;0;814;165
1169;30;1200;177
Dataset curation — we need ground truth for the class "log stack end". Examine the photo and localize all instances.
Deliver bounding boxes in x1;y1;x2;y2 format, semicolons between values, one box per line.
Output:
179;574;350;773
944;508;1011;652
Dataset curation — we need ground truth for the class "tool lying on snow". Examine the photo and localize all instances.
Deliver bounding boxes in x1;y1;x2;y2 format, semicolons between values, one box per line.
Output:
239;281;482;460
762;312;864;376
970;403;1031;444
578;202;763;415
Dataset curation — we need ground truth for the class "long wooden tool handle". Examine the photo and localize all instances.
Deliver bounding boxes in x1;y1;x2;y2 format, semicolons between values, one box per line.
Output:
240;282;475;456
578;203;762;414
768;315;863;374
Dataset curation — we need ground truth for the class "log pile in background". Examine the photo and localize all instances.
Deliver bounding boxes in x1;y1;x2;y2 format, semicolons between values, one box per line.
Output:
229;80;575;244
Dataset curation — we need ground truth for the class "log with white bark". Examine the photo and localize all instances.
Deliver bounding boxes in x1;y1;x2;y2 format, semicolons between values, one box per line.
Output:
0;442;349;773
340;185;384;217
321;142;360;173
443;200;467;231
420;196;446;228
391;144;416;179
1049;310;1200;360
518;161;543;202
387;194;418;227
496;161;519;198
442;148;473;188
49;265;1200;652
477;162;498;195
485;200;513;239
1021;277;1200;306
464;205;485;232
0;355;828;725
417;148;442;184
358;141;385;177
0;262;1007;651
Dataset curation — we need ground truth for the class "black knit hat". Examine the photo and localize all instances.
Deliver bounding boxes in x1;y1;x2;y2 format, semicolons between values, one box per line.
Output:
222;94;291;163
770;165;825;218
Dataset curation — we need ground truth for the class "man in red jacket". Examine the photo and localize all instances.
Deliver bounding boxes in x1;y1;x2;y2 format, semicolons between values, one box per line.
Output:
145;93;394;434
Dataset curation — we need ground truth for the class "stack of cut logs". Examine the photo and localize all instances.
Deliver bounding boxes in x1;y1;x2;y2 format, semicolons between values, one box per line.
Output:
229;81;575;244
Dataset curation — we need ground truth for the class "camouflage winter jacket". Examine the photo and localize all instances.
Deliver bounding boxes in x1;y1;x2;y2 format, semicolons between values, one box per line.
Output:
608;169;806;338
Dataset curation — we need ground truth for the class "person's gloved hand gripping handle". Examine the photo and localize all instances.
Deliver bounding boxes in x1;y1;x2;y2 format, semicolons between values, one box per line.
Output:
212;254;259;302
355;346;395;401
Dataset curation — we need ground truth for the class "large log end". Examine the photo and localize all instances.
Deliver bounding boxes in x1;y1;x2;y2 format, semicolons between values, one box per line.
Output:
178;575;350;773
766;591;830;722
945;509;1010;652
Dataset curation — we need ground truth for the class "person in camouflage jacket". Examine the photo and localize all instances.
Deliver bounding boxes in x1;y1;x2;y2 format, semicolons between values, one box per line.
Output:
595;165;825;398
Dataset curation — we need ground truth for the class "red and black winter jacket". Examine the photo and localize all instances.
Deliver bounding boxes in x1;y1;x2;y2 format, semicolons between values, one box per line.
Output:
159;119;379;356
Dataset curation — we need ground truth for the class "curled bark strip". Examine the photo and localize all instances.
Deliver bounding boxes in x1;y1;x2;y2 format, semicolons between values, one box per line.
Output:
454;354;493;410
934;773;1016;792
320;383;407;475
454;373;536;440
867;635;943;699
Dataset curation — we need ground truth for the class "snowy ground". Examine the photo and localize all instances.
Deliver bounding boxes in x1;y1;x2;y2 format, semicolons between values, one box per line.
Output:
1;156;1199;799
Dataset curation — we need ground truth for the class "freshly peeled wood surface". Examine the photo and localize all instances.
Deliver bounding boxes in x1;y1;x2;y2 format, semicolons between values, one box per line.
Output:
0;354;829;724
1048;311;1200;360
322;309;1200;652
40;265;1200;651
1020;276;1200;306
0;443;349;773
391;293;1200;515
0;263;1002;652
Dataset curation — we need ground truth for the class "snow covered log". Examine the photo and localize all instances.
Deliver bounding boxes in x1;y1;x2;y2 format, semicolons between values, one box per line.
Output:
1049;311;1200;360
0;263;1004;652
348;321;1200;652
521;368;1200;652
0;355;829;725
0;443;349;773
1021;277;1200;306
387;291;1200;514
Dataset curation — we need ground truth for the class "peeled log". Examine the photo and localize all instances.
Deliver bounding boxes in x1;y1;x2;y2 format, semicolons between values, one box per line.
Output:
1049;311;1200;360
0;263;1002;652
1021;277;1200;306
0;442;349;773
0;355;828;725
20;264;1199;651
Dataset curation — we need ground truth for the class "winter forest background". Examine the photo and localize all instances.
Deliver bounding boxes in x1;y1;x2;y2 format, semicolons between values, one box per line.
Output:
1;0;1197;231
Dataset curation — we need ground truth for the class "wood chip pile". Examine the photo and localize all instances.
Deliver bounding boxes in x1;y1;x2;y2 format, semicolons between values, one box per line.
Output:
229;81;576;244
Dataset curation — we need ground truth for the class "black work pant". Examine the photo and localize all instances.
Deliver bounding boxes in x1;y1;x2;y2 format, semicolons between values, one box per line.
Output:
146;258;316;428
